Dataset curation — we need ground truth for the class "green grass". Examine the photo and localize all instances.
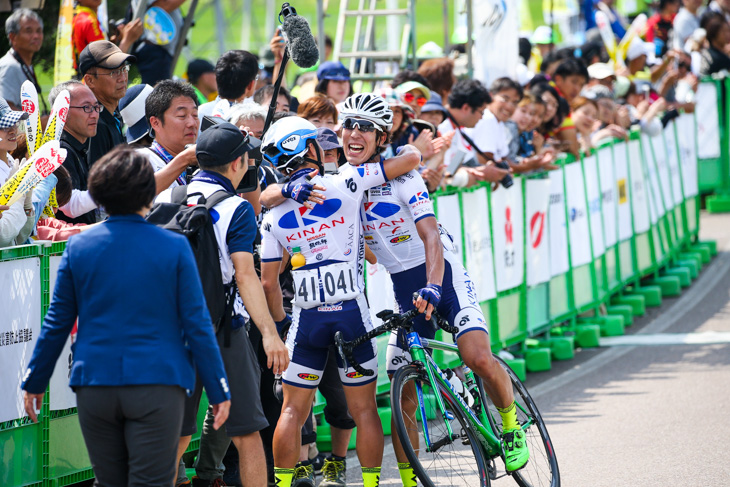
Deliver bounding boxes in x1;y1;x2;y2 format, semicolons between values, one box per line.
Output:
37;1;453;91
177;0;453;76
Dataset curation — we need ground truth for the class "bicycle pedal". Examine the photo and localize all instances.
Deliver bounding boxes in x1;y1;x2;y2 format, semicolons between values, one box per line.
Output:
460;429;471;446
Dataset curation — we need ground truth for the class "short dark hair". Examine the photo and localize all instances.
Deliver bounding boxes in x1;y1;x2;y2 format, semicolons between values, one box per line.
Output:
145;79;198;129
216;50;259;100
391;70;432;90
88;146;156;215
553;58;589;82
489;77;523;99
253;85;291;106
703;12;728;46
539;47;574;73
314;78;354;97
447;79;491;110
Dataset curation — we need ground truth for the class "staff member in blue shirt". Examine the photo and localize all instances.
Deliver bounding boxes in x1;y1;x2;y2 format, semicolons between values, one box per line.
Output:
21;146;231;487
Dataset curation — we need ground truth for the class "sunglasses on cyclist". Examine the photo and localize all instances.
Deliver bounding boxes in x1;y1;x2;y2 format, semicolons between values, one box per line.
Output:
403;91;428;106
342;118;382;133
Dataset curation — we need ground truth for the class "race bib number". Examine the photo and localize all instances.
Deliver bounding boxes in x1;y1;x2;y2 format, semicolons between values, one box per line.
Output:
292;262;359;309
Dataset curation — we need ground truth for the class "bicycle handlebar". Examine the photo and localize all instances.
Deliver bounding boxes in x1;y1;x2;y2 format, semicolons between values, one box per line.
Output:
335;293;458;376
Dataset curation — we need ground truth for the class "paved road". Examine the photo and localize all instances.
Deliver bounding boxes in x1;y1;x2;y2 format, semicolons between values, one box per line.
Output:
343;212;730;486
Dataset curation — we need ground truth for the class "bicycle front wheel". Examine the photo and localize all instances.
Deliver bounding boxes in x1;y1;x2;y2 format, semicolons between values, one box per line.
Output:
482;355;560;487
391;364;490;487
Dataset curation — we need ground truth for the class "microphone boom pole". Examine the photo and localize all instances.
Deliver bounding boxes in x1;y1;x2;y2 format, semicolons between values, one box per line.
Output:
263;46;289;136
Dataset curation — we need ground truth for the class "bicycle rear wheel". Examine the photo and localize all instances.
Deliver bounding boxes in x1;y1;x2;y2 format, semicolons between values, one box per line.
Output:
391;364;490;487
480;355;559;487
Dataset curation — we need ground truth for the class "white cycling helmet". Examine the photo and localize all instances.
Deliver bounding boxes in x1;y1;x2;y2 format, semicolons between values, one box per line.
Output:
339;93;393;131
261;117;320;174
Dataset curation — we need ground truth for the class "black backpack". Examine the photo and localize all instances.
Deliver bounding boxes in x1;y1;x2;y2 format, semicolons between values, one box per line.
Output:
147;186;236;341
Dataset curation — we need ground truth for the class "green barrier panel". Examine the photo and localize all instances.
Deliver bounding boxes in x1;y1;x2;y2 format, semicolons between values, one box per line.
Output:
0;245;44;487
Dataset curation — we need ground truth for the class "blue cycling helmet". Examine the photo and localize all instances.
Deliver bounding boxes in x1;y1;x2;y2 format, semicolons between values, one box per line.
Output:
261;117;320;174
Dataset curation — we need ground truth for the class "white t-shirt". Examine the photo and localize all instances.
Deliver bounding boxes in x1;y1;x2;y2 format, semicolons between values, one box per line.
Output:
464;108;509;161
438;118;478;172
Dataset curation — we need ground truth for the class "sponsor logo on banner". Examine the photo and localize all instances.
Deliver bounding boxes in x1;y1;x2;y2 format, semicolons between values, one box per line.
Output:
529;211;546;248
59;106;68;123
569;207;584;222
618;178;627;204
504;206;515;267
22;99;35;113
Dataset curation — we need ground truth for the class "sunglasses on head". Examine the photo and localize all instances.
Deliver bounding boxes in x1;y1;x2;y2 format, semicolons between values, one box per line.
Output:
342;118;381;133
403;91;427;106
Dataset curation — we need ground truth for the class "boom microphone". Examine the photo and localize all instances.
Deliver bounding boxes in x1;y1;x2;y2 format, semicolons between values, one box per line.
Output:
279;3;319;69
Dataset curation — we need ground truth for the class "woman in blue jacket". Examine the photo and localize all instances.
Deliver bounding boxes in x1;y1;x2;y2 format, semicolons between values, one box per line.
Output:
21;146;231;487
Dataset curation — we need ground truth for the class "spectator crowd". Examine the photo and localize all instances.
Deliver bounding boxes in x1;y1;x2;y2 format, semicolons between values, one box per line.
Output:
1;1;726;486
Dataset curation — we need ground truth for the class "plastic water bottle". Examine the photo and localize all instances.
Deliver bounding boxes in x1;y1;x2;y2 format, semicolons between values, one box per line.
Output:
445;368;473;407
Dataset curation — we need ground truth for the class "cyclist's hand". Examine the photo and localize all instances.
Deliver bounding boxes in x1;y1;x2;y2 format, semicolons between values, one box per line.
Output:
414;283;442;321
281;168;326;209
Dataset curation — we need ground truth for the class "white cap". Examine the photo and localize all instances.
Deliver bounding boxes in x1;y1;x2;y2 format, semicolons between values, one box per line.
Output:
531;26;553;45
587;62;615;80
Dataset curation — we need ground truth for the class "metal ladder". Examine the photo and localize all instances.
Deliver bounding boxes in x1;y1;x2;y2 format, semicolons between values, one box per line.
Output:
332;0;417;83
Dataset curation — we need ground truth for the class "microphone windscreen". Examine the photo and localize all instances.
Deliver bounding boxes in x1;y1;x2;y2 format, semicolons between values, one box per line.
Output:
281;15;320;69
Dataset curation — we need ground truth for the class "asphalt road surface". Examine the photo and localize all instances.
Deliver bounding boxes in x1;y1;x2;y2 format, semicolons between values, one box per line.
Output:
343;211;730;486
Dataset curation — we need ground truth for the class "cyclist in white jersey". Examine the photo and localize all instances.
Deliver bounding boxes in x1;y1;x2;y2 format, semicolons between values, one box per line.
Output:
270;93;531;480
258;113;421;487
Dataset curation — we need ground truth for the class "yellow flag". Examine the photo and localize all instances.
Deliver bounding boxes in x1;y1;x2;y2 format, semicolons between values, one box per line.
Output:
54;0;76;85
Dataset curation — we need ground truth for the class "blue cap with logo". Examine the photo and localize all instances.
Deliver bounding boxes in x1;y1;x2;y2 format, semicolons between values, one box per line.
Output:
317;61;351;81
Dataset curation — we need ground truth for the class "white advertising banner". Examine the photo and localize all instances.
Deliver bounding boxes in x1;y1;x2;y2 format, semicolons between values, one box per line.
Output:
491;183;524;292
695;81;721;160
640;133;663;223
564;162;592;267
664;121;684;205
462;188;497;300
525;179;551;287
596;146;618;248
613;142;633;241
48;255;77;411
436;194;463;262
548;168;570;277
0;257;42;423
365;263;396;327
650;132;675;209
582;155;605;258
628;139;651;233
677;113;699;198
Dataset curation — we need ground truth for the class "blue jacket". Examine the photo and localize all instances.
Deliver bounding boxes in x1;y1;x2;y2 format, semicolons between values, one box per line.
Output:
21;214;231;405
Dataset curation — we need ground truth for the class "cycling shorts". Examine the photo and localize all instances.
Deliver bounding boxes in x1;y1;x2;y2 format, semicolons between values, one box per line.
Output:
283;293;378;388
385;250;488;374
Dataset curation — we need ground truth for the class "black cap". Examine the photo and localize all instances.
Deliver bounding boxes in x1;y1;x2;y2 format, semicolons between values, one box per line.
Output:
78;40;136;77
187;58;215;84
196;122;262;167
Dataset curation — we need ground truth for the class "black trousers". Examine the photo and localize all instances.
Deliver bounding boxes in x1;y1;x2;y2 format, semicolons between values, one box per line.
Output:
76;385;185;487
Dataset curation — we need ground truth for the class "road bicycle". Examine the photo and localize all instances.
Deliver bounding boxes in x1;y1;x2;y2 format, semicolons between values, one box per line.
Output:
335;306;560;487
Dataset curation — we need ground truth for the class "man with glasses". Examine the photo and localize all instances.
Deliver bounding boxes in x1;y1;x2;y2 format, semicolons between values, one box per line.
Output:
394;81;431;119
79;40;136;167
50;80;102;225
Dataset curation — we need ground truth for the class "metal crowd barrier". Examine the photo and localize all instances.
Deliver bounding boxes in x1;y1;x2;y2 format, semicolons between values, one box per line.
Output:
1;111;715;484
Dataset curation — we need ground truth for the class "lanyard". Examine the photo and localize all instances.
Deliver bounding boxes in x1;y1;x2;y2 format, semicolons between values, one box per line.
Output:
11;49;48;113
151;141;186;186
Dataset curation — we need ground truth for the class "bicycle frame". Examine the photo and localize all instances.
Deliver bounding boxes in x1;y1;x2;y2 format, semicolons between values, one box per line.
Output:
404;330;503;458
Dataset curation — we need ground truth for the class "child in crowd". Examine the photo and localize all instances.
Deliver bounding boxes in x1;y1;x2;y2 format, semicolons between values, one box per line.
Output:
506;94;556;172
